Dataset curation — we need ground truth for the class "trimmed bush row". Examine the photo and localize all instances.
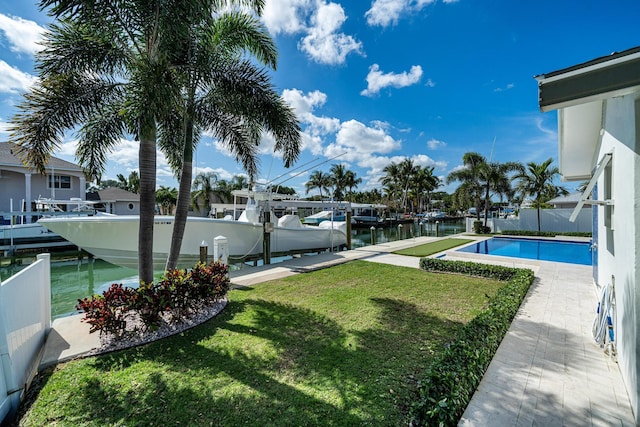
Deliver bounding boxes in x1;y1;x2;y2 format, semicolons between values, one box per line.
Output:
411;258;535;426
76;261;230;336
500;230;592;238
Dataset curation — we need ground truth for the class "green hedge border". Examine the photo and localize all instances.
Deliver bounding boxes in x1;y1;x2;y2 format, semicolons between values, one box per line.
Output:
410;258;535;426
500;230;592;238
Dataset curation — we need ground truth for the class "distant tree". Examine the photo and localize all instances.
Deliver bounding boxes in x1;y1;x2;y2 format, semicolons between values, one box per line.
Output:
305;170;332;199
156;186;178;215
329;163;350;201
191;172;218;212
478;160;522;225
514;158;564;231
446;152;487;220
231;175;250;190
344;170;362;202
116;171;140;193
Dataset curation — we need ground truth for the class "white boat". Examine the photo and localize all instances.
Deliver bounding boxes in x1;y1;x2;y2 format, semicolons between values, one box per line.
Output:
0;198;101;253
38;211;347;270
302;210;346;225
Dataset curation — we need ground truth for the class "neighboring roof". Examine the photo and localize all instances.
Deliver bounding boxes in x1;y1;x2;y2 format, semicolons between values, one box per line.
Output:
87;187;140;202
547;192;583;204
0;142;83;172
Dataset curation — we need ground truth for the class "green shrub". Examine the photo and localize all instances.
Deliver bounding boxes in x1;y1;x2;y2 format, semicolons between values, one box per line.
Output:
500;230;592;238
411;258;534;426
472;220;491;234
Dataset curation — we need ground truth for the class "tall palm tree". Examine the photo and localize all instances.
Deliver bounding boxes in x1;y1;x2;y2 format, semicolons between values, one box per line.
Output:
329;163;348;201
305;170;332;199
344;170;362;202
412;166;441;212
191;171;217;213
446;152;487;220
478;161;522;226
160;9;301;270
514;158;562;231
9;0;198;284
397;158;418;213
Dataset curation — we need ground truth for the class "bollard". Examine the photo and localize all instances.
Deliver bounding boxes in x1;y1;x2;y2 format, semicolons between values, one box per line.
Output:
398;223;403;240
213;235;229;265
200;240;208;263
370;226;376;245
435;221;440;237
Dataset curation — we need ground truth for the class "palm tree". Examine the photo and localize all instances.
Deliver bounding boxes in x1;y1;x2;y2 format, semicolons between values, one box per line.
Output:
160;9;301;270
446;152;487;220
380;162;402;213
191;172;217;213
9;0;199;284
478;161;522;226
514;158;563;231
213;179;234;204
412;166;441;212
329;163;348;201
116;171;140;194
231;175;250;190
305;170;332;199
156;186;178;215
344;170;362;202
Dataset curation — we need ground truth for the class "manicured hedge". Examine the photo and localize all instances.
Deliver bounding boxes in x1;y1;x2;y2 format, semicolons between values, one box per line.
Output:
411;258;535;426
500;230;592;238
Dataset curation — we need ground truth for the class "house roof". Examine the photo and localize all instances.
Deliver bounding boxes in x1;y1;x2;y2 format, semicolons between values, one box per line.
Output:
547;192;582;205
87;187;140;202
0;142;83;172
535;46;640;181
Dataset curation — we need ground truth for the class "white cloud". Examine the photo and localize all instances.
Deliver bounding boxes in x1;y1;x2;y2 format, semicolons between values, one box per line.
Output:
0;121;11;135
427;138;446;150
361;64;423;96
262;0;312;35
282;88;340;136
0;13;45;55
365;0;436;27
324;119;401;166
0;60;37;93
262;0;362;65
425;78;435;87
192;166;236;181
494;83;515;92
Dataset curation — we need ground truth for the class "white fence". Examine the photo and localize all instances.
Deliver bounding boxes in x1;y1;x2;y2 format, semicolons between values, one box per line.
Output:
466;208;592;233
0;253;51;423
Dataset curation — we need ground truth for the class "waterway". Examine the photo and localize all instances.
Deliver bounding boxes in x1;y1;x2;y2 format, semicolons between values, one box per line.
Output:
0;219;464;319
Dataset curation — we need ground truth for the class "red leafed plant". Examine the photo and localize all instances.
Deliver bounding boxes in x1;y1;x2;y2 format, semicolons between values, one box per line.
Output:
76;283;136;336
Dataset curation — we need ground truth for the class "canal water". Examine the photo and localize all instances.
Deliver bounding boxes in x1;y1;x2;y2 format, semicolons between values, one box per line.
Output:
0;219;464;319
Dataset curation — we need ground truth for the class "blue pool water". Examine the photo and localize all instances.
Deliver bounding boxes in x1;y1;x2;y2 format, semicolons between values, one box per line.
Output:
457;237;592;265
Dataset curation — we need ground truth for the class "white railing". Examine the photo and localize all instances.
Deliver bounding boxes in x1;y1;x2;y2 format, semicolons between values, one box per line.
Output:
0;253;51;423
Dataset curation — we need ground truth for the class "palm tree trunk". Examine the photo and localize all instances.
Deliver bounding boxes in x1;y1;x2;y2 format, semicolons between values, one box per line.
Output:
166;90;196;270
138;117;157;284
536;193;541;232
483;184;490;227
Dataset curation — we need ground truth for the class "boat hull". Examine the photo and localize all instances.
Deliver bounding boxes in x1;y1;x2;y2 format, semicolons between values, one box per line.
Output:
38;215;346;270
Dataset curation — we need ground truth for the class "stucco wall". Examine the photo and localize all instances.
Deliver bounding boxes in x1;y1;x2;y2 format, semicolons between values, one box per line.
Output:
596;94;639;421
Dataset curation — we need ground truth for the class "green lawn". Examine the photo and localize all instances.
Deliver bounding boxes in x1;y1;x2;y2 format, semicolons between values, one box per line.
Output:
19;261;502;426
392;238;475;257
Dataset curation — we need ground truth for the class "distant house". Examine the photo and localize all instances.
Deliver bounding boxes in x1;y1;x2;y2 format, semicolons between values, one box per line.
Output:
86;187;140;215
546;192;589;209
537;46;640;423
0;142;86;215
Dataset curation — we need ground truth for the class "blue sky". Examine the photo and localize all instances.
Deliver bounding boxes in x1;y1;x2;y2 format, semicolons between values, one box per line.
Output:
0;0;638;196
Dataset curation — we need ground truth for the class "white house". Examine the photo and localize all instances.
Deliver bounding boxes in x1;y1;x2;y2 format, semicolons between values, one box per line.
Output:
0;142;86;217
536;46;640;422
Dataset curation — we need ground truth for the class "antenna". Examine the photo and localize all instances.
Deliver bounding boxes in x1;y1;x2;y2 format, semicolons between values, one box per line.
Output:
489;137;496;162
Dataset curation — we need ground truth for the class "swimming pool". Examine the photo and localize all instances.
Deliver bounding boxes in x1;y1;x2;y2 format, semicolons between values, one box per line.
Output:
456;237;592;265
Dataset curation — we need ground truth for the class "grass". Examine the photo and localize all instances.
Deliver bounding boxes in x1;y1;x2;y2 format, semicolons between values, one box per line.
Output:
392;238;475;257
18;261;503;427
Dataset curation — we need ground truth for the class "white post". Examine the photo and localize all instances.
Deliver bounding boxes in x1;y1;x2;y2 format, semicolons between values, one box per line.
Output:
213;235;229;265
36;253;51;330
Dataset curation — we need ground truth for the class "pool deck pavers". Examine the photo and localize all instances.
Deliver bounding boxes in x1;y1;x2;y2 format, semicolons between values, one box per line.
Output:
39;236;636;425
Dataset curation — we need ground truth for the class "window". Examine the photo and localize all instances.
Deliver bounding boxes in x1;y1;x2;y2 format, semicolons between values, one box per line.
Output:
48;174;72;189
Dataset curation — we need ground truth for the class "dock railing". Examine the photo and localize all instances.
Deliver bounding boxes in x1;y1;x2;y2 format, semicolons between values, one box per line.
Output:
0;253;51;423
